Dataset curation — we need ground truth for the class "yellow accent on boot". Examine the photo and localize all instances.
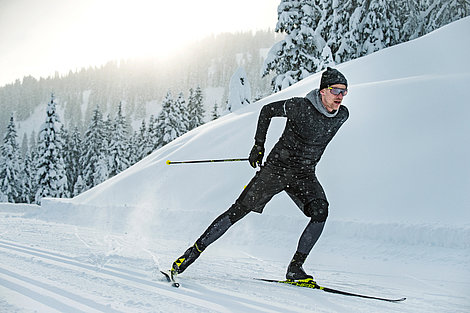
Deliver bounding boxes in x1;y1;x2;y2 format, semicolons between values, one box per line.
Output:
194;243;203;253
175;257;185;267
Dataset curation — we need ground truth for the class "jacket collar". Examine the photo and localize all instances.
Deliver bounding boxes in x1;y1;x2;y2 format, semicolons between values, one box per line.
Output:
305;89;339;118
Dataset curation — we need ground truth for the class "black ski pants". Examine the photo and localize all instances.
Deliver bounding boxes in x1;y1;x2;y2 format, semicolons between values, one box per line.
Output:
196;164;329;256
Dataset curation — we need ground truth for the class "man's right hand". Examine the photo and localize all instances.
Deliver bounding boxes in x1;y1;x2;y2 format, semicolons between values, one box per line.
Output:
249;143;265;168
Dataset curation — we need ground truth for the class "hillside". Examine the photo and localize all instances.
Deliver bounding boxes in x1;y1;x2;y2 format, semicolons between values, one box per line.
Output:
0;17;469;313
41;17;470;227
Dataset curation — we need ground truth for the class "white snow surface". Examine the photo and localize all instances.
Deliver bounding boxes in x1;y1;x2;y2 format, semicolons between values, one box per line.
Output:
1;17;470;313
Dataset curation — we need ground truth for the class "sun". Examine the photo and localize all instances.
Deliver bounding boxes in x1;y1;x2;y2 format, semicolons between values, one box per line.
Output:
0;0;278;85
67;0;218;63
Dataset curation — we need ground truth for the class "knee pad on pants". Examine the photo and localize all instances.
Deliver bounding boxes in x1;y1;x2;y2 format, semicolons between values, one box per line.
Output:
306;199;329;222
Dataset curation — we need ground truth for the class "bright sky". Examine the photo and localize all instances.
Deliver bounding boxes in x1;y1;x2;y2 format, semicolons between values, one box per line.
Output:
0;0;279;87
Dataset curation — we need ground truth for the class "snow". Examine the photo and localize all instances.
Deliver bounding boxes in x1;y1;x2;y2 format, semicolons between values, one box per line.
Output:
1;17;470;313
226;67;252;113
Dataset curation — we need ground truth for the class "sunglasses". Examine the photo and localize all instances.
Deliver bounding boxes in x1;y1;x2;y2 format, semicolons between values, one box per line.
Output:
328;86;348;96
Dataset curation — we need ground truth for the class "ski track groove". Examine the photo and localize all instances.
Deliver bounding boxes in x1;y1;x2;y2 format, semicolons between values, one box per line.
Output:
0;268;118;313
0;275;87;313
1;234;467;313
0;241;228;312
0;239;309;312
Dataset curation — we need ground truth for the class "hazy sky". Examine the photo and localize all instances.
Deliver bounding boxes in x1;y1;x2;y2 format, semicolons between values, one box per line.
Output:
0;0;279;86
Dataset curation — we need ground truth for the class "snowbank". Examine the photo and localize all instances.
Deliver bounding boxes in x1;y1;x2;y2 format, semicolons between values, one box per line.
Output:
32;17;470;252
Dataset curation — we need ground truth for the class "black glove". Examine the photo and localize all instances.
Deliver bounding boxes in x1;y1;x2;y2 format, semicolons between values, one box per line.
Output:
249;142;265;168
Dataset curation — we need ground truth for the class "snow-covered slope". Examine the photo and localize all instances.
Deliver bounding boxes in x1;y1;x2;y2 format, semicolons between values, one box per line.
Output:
1;18;469;313
42;17;469;227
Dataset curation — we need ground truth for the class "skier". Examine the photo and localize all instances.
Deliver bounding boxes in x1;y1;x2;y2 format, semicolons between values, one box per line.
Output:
172;67;349;281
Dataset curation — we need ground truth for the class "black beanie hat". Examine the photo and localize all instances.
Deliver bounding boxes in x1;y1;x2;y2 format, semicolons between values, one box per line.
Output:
320;67;348;90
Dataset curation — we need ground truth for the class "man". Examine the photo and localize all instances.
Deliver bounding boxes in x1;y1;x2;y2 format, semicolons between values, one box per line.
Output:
171;67;349;281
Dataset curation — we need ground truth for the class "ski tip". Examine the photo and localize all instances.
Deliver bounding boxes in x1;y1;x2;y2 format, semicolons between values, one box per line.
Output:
166;160;171;165
160;270;170;280
161;269;180;288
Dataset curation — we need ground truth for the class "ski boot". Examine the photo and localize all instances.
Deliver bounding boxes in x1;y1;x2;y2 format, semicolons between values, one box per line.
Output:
286;251;314;282
171;242;204;275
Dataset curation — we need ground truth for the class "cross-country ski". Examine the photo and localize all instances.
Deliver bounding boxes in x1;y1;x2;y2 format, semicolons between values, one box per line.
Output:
254;278;406;302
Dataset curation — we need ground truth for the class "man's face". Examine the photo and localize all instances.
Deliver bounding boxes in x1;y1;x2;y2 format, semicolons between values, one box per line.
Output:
319;84;347;113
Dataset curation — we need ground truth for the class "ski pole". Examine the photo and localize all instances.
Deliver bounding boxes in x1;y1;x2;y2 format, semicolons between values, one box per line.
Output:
166;158;249;165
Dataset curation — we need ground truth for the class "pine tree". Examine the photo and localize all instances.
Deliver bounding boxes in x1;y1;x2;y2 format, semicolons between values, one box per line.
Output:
329;0;360;64
64;126;83;196
58;125;71;198
135;119;153;159
23;148;37;203
211;101;220;120
396;0;419;40
73;175;86;196
226;67;251;113
81;105;108;190
156;91;186;147
423;0;469;35
147;115;159;151
187;87;206;130
0;114;24;202
262;0;319;92
103;114;113;159
175;92;190;134
29;131;37;151
21;133;28;157
35;94;68;204
359;0;400;56
263;0;470;92
128;130;139;166
108;102;130;178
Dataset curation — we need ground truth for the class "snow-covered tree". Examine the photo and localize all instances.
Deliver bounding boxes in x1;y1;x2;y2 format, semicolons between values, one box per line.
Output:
359;0;400;55
226;67;251;113
135;119;153;160
187;87;205;130
103;114;113;157
128;130;139;166
35;94;68;204
263;0;469;92
58;125;71;198
81;105;108;189
73;175;86;197
421;0;469;35
147;115;160;151
23;148;37;203
29;131;37;151
0;114;24;202
21;133;28;157
175;92;190;134
327;0;360;64
108;102;130;178
211;101;220;120
156;91;186;147
262;1;320;92
64;126;82;196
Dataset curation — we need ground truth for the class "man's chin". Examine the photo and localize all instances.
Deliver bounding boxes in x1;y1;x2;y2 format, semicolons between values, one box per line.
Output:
332;103;341;110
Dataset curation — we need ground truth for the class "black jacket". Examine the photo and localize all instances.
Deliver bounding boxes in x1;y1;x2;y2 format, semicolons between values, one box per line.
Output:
254;89;349;173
